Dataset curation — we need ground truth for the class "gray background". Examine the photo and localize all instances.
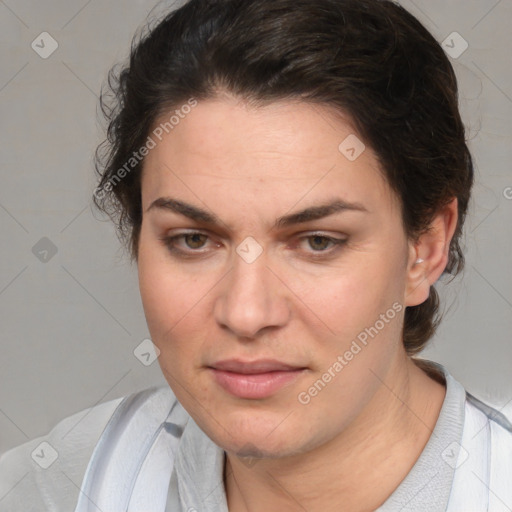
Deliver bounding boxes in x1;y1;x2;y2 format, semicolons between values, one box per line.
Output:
0;0;511;455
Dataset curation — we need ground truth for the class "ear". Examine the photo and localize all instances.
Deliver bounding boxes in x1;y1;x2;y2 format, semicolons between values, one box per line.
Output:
404;198;459;307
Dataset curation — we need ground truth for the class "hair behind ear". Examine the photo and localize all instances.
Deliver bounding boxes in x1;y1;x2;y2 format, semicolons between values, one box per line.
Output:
403;287;441;355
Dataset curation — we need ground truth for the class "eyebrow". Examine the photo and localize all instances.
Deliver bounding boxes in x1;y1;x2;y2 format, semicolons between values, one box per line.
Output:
146;197;368;229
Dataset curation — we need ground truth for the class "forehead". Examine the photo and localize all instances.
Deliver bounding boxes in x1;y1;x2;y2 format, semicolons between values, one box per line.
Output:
149;97;361;165
141;97;398;217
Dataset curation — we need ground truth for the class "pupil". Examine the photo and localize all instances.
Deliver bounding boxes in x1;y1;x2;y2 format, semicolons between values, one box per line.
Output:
187;234;205;248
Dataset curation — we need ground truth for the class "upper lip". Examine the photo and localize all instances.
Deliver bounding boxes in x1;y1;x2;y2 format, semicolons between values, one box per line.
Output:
210;359;305;374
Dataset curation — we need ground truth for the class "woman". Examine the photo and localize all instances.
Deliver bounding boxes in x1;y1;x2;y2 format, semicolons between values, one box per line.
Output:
1;0;511;510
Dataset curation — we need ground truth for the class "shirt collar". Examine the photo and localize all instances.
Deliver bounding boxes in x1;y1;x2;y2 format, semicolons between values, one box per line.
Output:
376;360;467;511
173;413;228;511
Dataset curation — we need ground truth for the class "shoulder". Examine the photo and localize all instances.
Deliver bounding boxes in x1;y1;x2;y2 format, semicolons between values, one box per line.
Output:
0;386;170;511
466;392;512;431
465;391;512;451
446;391;512;509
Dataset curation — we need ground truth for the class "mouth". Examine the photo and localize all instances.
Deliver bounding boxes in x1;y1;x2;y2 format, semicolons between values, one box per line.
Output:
208;359;308;399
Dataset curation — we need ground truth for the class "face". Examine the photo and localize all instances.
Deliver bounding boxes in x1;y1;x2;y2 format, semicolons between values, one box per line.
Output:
138;95;414;458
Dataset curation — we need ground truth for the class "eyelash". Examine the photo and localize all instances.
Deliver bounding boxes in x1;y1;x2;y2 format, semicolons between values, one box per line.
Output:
159;231;347;260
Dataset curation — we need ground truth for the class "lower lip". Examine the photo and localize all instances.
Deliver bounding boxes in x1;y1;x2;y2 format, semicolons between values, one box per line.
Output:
209;368;306;399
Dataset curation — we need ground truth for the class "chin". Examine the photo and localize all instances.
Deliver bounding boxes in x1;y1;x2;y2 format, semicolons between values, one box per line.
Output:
223;436;301;460
200;410;310;458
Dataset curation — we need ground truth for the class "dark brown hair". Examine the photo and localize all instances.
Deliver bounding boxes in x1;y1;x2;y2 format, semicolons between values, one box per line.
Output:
93;0;474;355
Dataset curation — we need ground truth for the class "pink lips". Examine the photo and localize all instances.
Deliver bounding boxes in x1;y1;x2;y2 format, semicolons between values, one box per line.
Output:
209;359;307;399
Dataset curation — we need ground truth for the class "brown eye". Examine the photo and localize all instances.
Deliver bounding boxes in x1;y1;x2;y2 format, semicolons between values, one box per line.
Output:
159;231;215;258
183;233;208;249
295;233;347;259
307;235;332;251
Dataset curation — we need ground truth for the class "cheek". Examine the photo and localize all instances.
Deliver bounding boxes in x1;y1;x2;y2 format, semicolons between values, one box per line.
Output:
137;234;185;339
138;247;167;325
307;258;404;331
297;256;406;379
137;237;214;366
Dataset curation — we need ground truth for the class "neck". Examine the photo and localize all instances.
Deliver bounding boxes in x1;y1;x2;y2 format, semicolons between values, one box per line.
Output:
223;356;446;512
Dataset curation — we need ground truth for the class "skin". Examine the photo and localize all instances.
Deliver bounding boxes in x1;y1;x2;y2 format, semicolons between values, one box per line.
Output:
137;93;458;512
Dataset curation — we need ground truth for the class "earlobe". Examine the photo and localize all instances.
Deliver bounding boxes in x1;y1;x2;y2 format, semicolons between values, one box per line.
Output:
404;198;459;307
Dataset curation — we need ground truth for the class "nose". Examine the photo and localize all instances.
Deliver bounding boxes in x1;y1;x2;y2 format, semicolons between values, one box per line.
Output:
214;247;290;339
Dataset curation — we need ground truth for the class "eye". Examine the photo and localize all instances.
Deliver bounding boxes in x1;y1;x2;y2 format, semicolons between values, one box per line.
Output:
296;233;347;257
180;233;208;249
160;231;215;257
306;235;334;251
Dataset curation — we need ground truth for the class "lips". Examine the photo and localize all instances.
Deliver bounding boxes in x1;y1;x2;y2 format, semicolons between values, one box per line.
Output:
208;359;307;399
210;358;304;374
